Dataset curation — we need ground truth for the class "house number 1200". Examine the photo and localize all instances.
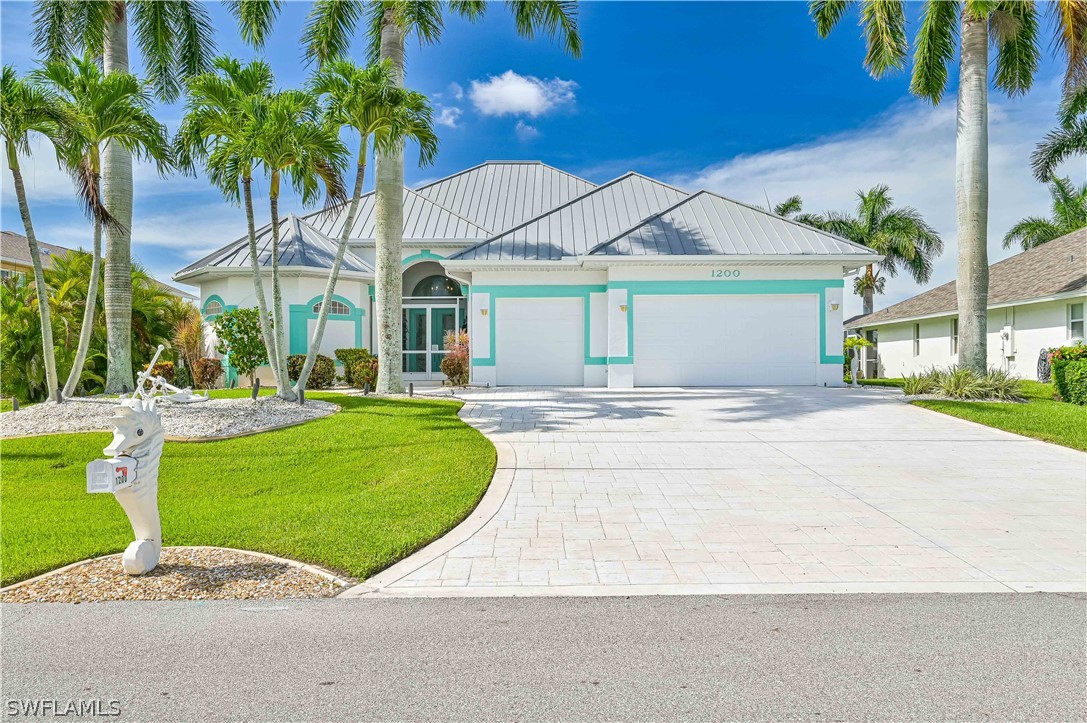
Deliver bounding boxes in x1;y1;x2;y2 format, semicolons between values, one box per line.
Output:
710;269;740;278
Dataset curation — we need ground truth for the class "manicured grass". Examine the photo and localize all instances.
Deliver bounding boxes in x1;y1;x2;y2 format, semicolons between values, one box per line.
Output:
911;381;1087;451
0;393;496;586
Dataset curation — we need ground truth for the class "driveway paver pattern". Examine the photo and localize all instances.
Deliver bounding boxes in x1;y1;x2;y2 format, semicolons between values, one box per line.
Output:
358;387;1085;597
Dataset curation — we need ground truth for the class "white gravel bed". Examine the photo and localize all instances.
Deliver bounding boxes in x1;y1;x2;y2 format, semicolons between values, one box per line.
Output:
0;396;337;439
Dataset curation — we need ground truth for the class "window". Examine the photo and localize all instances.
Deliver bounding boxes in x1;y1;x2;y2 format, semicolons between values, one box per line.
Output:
204;299;223;316
313;300;350;315
913;323;920;357
950;318;958;355
1070;302;1085;340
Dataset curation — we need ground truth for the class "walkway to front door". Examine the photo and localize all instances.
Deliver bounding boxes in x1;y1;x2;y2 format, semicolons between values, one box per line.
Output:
348;387;1086;597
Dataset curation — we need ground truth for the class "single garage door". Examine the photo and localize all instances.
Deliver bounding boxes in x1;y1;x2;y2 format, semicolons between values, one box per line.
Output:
496;297;584;385
634;294;818;386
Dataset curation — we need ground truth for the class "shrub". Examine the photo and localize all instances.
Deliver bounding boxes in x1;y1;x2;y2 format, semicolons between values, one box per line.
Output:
287;354;336;389
335;348;376;386
1051;344;1087;405
981;368;1022;401
191;358;223;389
174;365;193;389
151;361;175;383
902;368;939;396
213;308;269;384
349;354;379;390
937;367;989;399
441;330;470;386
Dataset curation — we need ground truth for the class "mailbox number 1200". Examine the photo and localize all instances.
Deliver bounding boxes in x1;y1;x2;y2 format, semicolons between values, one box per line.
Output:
710;269;740;278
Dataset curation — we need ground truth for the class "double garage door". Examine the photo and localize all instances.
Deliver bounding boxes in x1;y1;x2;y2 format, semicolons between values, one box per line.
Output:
493;294;818;387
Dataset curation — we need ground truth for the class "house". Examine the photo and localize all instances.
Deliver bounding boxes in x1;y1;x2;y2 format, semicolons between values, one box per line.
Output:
1;230;199;302
846;228;1087;380
175;161;881;388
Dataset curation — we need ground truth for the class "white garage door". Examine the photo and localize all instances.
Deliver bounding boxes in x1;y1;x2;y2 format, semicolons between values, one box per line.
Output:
634;294;818;386
496;297;584;386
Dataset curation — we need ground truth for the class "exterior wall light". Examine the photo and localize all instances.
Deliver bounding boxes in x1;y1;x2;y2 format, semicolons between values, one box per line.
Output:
480;308;488;316
619;304;628;312
830;303;839;311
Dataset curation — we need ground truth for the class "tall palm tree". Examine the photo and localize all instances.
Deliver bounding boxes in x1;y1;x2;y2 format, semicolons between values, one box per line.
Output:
254;90;348;400
1032;84;1087;181
1;65;67;401
821;185;943;316
301;0;581;392
811;0;1087;372
1004;176;1087;250
296;59;438;393
36;55;170;397
176;57;282;391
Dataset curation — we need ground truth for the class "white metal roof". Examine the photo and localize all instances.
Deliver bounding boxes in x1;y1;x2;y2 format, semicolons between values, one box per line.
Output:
450;173;689;261
304;187;490;242
589;191;879;258
175;214;373;279
413;161;596;233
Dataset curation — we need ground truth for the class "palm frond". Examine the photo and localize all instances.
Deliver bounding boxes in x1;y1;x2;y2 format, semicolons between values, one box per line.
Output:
1003;216;1062;249
1032;117;1087;181
772;195;804;217
910;0;960;103
303;0;365;66
991;2;1040;96
226;0;282;50
859;0;909;77
1050;0;1087;89
505;0;582;58
809;0;853;37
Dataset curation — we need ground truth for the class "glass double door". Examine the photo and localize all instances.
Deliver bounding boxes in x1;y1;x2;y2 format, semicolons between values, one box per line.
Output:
403;305;458;378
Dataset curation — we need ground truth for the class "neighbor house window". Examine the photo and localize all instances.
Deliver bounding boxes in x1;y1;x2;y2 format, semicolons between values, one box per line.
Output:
313;299;350;315
1070;302;1085;340
913;323;920;357
204;300;223;316
950;318;958;355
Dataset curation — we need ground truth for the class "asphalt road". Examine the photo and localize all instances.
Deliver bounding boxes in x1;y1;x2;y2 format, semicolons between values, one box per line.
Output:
2;593;1084;722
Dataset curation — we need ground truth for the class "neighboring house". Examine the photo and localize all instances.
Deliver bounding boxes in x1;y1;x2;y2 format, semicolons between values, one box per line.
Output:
175;160;880;388
846;229;1087;380
0;230;199;303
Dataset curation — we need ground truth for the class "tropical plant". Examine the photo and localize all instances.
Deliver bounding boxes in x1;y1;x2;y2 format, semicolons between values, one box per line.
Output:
298;0;581;393
349;354;380;390
36;55;170;397
1050;344;1087;404
1;65;69;401
901;365;1022;400
440;329;470;386
172;313;204;380
769;195;829;228
811;0;1087;373
1003;177;1087;250
820;185;943;316
1032;84;1087;182
0;277;55;403
33;0;219;393
212;307;269;386
191;358;223;390
295;58;438;394
843;335;872;380
286;353;335;389
336;348;379;388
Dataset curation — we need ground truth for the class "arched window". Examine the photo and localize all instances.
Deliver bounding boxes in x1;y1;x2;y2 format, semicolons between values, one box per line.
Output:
204;300;223;316
313;299;350;315
412;275;462;297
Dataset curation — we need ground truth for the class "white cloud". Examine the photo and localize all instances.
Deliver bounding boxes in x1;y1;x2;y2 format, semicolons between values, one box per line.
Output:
436;107;463;129
469;70;577;118
448;82;464;101
667;83;1070;319
515;120;540;142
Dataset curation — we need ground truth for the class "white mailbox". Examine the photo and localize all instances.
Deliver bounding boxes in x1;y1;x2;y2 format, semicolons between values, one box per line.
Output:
86;456;137;493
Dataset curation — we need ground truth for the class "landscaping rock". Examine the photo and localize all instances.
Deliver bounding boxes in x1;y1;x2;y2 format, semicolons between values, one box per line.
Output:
0;396;336;439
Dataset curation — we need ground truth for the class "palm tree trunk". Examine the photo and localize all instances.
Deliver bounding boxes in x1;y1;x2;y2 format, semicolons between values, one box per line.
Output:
241;176;281;389
7;142;60;401
863;264;875;316
63;216;103;398
375;7;405;394
102;7;135;393
295;150;367;393
267;173;295;400
955;12;990;374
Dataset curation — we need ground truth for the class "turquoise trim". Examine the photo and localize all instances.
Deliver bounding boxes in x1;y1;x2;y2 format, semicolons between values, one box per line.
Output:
288;294;364;356
367;284;375;301
202;294;227;319
402;249;445;266
202;296;239;384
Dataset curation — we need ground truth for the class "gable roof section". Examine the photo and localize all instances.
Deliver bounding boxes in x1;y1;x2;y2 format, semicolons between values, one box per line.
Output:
449;173;689;261
175;214;373;279
413;161;596;232
589;190;880;258
848;228;1087;327
2;230;80;267
304;187;491;242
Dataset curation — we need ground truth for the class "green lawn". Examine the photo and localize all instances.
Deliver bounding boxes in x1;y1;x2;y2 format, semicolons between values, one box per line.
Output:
0;392;496;586
858;378;905;388
911;380;1087;451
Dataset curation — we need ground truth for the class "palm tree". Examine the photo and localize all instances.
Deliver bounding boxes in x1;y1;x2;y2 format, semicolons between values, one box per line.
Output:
1032;84;1087;182
36;55;170;397
820;185;943;316
811;1;1086;372
254;90;348;400
296;59;438;393
1;65;67;401
176;57;282;392
301;0;581;392
1004;177;1087;250
768;194;830;228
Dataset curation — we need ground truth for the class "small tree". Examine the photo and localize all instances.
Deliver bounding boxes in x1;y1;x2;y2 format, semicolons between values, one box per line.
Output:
212;307;269;385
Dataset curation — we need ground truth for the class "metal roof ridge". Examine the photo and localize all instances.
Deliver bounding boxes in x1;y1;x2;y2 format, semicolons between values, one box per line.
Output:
585;190;708;255
401;186;493;235
412;160;597;195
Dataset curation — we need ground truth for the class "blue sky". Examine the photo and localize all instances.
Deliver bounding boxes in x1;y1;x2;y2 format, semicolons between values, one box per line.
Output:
0;1;1074;316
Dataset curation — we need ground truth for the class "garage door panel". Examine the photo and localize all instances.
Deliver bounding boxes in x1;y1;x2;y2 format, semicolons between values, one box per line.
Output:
634;295;817;386
496;298;584;386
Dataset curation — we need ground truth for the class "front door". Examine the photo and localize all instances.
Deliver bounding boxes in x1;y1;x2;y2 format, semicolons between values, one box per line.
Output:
403;304;459;381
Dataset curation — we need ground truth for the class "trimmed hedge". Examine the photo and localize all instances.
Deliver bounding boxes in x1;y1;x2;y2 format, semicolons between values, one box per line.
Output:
335;348;378;388
1051;345;1087;405
287;354;336;389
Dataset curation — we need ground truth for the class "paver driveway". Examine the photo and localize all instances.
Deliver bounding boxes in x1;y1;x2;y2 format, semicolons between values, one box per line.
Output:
351;387;1086;597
